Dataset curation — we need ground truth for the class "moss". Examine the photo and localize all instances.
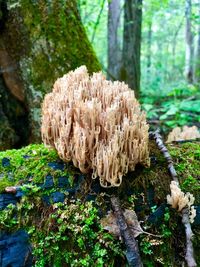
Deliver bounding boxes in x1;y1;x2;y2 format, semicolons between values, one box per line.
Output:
105;141;200;266
3;0;101;92
168;142;200;204
0;141;200;266
0;143;79;192
8;0;101;93
0;189;125;266
2;0;101;144
119;141;200;204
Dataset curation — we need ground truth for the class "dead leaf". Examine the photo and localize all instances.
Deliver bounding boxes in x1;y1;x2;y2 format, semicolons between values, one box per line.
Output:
101;209;143;238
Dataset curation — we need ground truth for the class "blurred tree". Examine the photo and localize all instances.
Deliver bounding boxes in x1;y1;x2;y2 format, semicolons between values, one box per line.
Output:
194;0;200;84
146;21;152;83
0;0;100;150
185;0;194;83
91;0;106;43
107;0;121;80
120;0;142;98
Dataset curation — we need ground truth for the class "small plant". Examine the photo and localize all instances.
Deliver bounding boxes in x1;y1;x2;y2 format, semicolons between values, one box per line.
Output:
0;186;125;267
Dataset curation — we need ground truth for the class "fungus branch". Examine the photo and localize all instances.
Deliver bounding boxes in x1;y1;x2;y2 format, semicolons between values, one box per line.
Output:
149;130;197;267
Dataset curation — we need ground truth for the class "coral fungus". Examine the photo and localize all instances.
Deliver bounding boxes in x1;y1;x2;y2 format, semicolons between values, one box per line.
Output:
167;181;196;223
166;126;200;143
41;66;149;187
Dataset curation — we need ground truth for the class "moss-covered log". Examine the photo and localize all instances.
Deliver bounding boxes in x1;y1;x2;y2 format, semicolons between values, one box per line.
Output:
0;0;101;150
0;141;200;266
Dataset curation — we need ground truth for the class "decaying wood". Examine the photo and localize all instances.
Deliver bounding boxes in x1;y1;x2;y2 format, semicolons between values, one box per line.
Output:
150;129;197;267
111;196;143;267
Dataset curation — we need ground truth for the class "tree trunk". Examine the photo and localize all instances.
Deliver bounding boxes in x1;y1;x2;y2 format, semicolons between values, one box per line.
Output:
120;0;142;98
194;0;200;84
146;21;152;83
172;19;183;72
185;0;194;84
0;0;101;150
107;0;121;80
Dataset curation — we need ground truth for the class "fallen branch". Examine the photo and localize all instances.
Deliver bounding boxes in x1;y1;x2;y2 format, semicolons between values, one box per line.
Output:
111;196;143;267
149;130;178;183
149;129;197;267
171;138;200;144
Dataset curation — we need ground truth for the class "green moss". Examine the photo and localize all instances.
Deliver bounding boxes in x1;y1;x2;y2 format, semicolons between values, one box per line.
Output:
0;188;125;266
1;141;200;266
0;143;78;192
122;142;200;204
15;0;101;93
114;141;200;266
168;142;200;204
6;0;101;92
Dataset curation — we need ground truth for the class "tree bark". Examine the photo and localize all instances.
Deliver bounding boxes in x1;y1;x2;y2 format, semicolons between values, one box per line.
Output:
107;0;121;80
120;0;142;98
0;0;100;150
185;0;194;84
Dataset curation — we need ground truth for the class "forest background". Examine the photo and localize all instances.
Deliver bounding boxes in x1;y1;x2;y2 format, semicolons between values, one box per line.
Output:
79;0;200;132
0;0;200;150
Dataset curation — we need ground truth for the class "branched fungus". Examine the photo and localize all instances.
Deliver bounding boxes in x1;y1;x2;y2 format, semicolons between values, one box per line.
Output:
166;126;200;143
41;66;149;187
167;181;196;223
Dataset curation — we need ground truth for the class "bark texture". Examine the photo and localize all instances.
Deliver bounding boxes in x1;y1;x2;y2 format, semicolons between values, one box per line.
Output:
0;0;101;150
120;0;142;98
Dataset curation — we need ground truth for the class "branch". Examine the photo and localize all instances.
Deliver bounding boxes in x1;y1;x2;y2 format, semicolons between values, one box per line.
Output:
149;130;178;183
149;129;197;267
90;0;106;44
111;196;143;267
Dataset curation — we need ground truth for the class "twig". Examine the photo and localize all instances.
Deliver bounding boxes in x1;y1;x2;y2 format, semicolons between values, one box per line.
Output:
182;208;197;267
111;196;143;267
90;0;106;43
149;129;197;267
149;130;178;183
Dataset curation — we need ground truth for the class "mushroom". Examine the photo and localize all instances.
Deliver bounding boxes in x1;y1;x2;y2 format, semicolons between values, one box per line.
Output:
41;66;149;187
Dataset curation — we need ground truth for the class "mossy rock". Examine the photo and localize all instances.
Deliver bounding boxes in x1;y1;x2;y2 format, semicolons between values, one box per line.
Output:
0;141;200;266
